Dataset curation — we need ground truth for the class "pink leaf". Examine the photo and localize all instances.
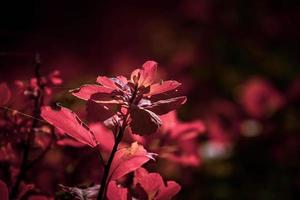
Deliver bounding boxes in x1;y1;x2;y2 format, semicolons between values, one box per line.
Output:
146;80;181;97
130;106;162;135
71;84;114;101
146;96;187;115
140;61;157;87
131;61;157;88
96;76;119;90
116;76;128;84
0;83;11;106
48;70;63;85
156;181;181;200
90;92;123;105
107;181;128;200
41;106;97;147
89;123;114;154
134;168;163;197
0;180;8;200
109;142;155;181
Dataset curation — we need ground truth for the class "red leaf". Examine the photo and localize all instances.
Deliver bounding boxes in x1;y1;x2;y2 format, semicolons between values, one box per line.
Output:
86;100;116;122
146;80;181;97
41;106;97;147
134;168;181;200
0;180;8;200
0;83;11;106
107;181;128;200
130;105;162;135
90;92;123;105
109;142;155;181
71;84;114;101
146;96;187;115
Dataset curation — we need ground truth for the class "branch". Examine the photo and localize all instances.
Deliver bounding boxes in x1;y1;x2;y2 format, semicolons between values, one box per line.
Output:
97;126;124;200
97;85;138;200
10;54;44;200
26;128;55;170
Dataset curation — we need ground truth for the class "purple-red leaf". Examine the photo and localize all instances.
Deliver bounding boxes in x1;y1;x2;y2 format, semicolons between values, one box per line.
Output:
146;96;187;115
41;106;97;147
89;92;123;105
60;184;99;200
86;100;116;122
130;105;162;135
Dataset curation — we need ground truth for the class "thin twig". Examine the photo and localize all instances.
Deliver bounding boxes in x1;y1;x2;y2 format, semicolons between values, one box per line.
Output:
0;106;46;123
10;54;44;200
26;128;55;170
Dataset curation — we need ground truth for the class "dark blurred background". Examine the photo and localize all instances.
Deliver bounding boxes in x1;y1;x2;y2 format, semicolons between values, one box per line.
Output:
1;0;300;199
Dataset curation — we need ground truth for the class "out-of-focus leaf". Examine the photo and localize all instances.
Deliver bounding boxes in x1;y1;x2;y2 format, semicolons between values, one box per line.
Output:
0;83;11;106
134;168;181;200
28;195;53;200
0;180;8;200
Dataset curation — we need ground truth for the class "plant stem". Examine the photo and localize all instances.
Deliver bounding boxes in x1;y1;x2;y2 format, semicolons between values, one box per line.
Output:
97;126;124;200
10;54;44;200
26;128;55;170
97;85;138;200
